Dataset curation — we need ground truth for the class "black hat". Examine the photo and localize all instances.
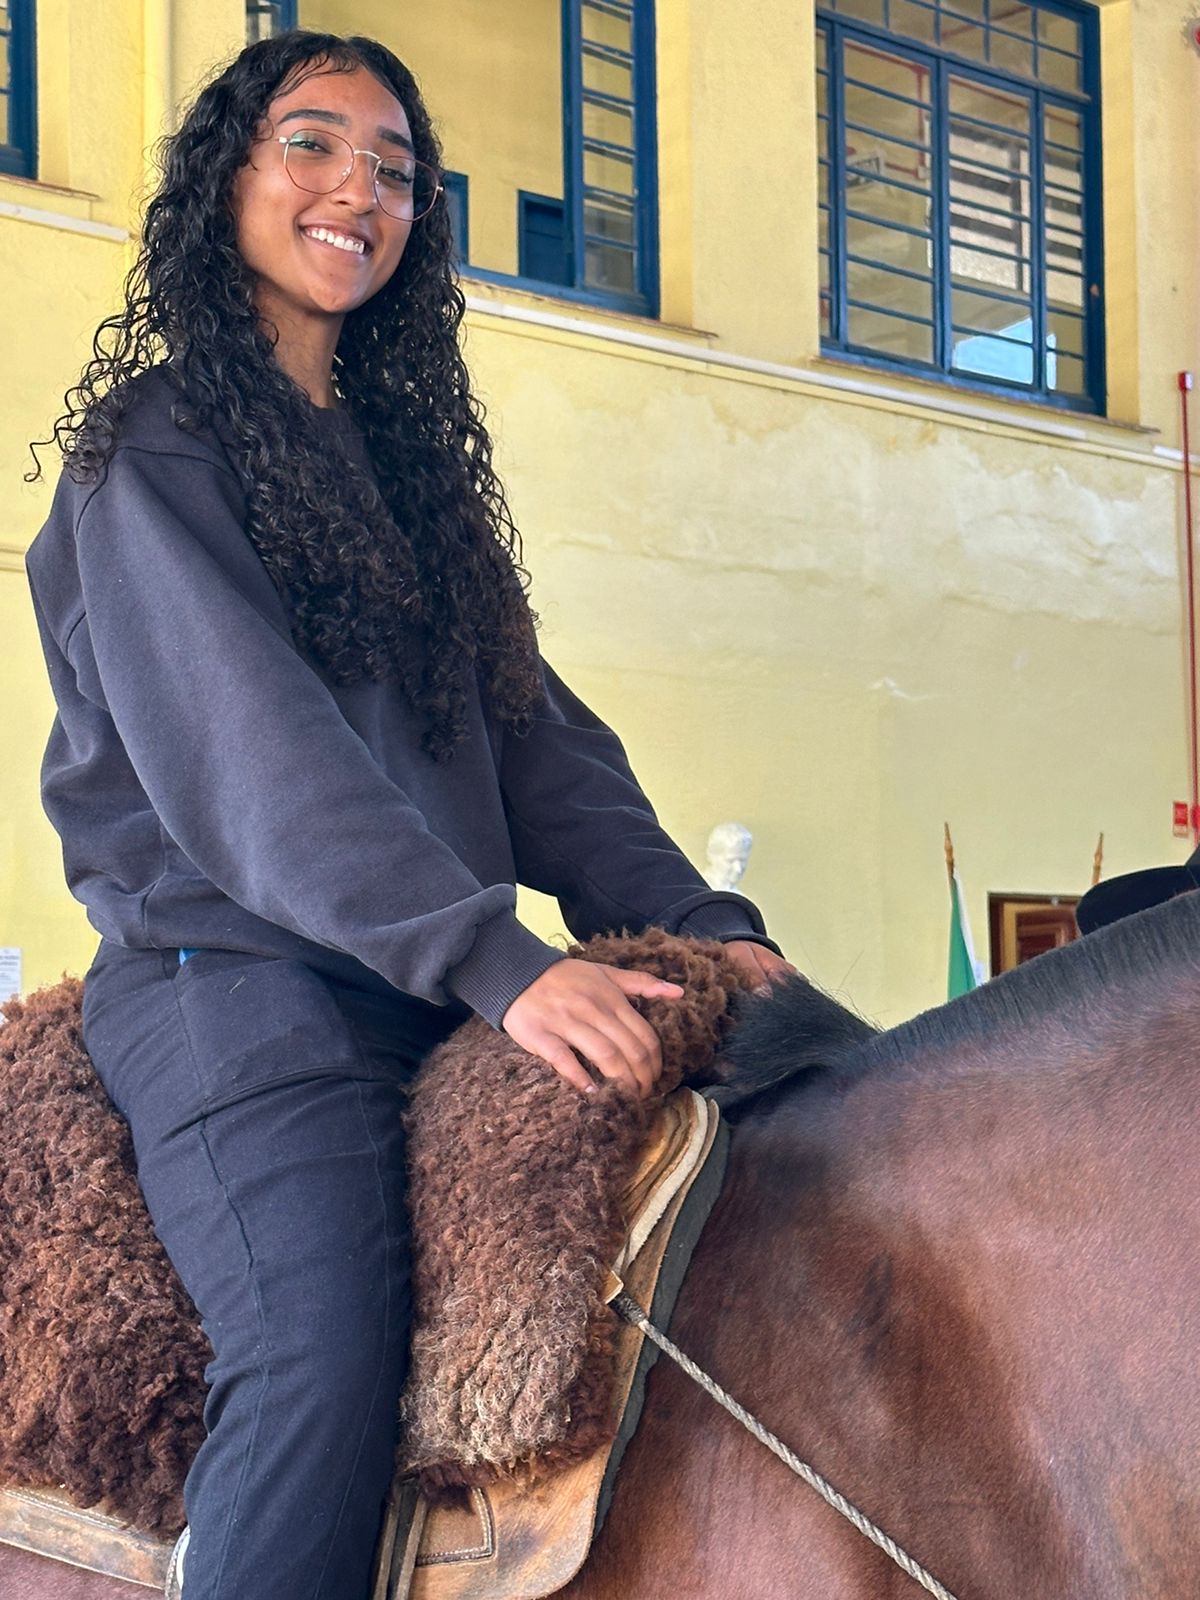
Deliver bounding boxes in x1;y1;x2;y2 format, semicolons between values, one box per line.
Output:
1075;844;1200;935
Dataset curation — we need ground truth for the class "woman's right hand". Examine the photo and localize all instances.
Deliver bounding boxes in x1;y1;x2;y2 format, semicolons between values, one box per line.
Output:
501;959;684;1100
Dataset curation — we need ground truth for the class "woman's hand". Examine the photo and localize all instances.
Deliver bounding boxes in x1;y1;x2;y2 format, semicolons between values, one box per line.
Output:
501;959;684;1099
723;940;800;996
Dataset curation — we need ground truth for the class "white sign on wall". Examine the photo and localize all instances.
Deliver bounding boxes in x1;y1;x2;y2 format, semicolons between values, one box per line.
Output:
0;949;22;1007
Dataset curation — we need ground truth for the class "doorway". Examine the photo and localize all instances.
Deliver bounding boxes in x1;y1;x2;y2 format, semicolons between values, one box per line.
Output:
987;893;1081;976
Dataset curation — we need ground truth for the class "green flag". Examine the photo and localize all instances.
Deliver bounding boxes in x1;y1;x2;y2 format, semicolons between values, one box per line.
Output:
947;870;979;999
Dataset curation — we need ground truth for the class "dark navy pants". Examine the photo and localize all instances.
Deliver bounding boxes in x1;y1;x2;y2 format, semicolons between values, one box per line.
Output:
81;940;462;1600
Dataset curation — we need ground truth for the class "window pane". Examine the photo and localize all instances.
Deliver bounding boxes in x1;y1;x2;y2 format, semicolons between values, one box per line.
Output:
582;49;633;102
941;21;986;64
584;98;633;148
584;193;635;246
584;146;635;195
836;0;886;21
847;303;934;362
1038;46;1080;93
890;0;938;44
845;39;931;105
951;284;1031;337
950;76;1031;137
847;212;933;265
848;176;931;234
1047;308;1085;358
989;30;1034;78
585;240;635;292
1050;352;1086;396
1047;267;1084;311
846;129;931;189
953;324;1035;384
848;260;934;326
992;3;1034;36
1046;103;1082;152
1037;9;1080;53
584;5;631;54
1046;144;1082;201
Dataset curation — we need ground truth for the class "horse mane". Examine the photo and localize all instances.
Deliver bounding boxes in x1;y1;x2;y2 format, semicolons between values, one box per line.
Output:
721;888;1200;1113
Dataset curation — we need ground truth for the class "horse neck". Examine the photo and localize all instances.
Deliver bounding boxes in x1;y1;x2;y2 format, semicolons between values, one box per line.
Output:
683;996;1200;1597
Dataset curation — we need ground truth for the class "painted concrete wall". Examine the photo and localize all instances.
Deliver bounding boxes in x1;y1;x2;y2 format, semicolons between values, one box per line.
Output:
304;0;564;278
2;0;1198;1032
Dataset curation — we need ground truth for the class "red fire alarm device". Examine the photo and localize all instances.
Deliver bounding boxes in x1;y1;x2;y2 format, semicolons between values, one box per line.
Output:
1174;801;1190;837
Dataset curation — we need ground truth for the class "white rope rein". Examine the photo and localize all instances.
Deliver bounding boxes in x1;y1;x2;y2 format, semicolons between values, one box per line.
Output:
612;1291;960;1600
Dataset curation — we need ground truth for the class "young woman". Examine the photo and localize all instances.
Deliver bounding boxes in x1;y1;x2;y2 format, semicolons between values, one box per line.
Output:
25;30;790;1600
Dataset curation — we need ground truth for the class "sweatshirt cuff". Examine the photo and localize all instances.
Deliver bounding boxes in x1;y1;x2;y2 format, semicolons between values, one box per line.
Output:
668;891;783;957
444;910;566;1029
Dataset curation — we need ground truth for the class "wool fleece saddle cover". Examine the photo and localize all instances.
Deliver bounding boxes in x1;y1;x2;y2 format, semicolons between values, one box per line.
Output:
396;929;748;1493
372;1087;729;1600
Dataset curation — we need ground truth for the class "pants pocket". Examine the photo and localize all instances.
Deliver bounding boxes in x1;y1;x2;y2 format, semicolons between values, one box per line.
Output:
173;953;368;1112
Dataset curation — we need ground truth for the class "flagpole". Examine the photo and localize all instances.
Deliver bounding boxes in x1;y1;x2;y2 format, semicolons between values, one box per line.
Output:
1091;832;1104;888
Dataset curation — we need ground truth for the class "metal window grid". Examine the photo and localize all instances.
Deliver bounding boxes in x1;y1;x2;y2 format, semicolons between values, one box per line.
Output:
560;0;660;315
817;0;1104;413
0;0;36;180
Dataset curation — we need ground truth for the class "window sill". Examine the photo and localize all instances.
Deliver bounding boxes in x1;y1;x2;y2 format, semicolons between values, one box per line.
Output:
461;271;718;348
0;172;102;202
457;298;1172;469
808;355;1158;445
0;173;128;241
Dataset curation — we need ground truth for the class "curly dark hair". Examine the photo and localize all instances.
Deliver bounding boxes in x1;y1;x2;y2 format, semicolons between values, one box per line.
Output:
26;30;543;760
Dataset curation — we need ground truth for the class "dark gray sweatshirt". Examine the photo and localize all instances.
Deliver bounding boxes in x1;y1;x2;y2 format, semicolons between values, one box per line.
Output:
25;366;774;1029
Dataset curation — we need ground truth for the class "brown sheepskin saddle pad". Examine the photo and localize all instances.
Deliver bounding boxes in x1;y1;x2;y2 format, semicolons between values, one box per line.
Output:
0;929;752;1592
379;1086;728;1600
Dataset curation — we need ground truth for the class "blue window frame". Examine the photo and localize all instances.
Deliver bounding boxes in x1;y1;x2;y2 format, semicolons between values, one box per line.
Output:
465;1;659;317
817;0;1104;413
562;0;659;313
0;0;37;180
443;171;469;264
247;0;298;44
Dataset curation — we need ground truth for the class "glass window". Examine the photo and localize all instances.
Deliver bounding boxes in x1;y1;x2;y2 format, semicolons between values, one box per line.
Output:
0;0;36;180
817;0;1102;410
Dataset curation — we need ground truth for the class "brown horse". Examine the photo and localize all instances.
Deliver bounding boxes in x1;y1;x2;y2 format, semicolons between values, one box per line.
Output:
565;887;1200;1599
4;889;1200;1598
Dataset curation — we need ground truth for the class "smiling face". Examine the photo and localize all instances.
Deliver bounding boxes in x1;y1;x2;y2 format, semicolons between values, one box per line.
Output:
231;62;415;354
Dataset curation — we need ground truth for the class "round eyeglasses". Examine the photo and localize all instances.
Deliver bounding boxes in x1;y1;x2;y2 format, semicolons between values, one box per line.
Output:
275;128;443;222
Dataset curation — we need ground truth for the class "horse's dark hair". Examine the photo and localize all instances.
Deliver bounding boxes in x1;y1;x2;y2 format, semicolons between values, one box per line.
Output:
25;29;543;761
723;888;1200;1111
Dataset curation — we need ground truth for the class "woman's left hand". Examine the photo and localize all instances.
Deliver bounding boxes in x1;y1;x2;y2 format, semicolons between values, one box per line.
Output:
723;940;800;997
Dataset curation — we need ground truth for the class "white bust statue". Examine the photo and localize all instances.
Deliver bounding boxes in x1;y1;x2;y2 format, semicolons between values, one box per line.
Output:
702;822;753;890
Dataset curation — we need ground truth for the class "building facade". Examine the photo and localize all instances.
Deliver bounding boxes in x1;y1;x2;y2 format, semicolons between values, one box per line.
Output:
3;0;1197;1026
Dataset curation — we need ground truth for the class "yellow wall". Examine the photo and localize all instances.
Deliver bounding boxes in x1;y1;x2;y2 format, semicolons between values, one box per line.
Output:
302;0;563;276
3;0;1199;1031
